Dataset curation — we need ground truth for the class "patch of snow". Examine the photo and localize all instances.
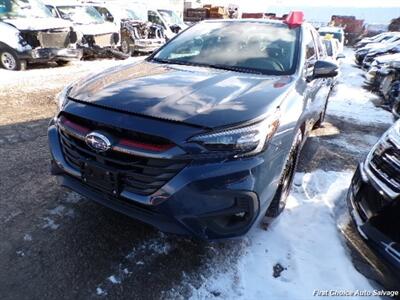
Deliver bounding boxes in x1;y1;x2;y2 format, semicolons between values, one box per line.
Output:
16;250;25;257
96;287;106;296
189;171;374;300
23;234;32;241
107;275;121;285
64;192;82;204
328;49;393;126
42;217;59;230
48;205;65;216
136;261;145;265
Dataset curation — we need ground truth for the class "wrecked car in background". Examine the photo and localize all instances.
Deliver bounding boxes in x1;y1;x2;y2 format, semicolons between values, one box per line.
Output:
91;3;165;55
0;0;81;70
45;1;125;59
348;120;400;284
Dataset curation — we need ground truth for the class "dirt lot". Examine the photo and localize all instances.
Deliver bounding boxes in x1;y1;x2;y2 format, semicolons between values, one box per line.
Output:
0;54;396;299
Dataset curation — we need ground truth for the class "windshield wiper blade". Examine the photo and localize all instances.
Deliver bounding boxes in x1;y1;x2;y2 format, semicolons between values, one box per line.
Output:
152;58;265;75
204;64;265;75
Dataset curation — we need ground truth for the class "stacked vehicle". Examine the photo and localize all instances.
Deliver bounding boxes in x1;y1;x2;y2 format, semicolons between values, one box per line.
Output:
90;2;166;55
359;31;400;118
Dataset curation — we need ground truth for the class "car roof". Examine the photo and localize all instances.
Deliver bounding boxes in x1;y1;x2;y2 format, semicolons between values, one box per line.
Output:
201;18;310;29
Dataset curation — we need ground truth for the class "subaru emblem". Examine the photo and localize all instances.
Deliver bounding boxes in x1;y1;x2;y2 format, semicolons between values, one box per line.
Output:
85;132;111;152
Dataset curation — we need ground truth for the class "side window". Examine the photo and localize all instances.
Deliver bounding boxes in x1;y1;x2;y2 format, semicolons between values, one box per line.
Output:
312;30;325;58
46;5;58;18
304;29;316;61
148;10;166;29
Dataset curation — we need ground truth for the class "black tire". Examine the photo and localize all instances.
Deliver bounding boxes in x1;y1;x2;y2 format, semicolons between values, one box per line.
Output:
120;37;133;56
0;48;26;71
265;130;302;219
313;99;329;129
56;60;70;66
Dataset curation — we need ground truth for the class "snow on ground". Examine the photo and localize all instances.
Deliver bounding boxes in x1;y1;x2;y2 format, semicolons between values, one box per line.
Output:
180;51;388;299
328;49;393;125
190;171;373;300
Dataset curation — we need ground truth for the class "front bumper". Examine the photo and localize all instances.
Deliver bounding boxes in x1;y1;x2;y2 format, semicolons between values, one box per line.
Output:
347;164;400;277
48;120;278;239
133;39;165;53
27;47;83;62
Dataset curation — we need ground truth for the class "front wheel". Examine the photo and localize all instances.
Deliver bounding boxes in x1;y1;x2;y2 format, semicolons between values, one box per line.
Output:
120;37;133;56
265;130;302;220
0;49;26;71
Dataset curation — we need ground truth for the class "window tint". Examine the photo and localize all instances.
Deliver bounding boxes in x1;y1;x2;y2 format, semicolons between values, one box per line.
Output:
148;10;165;29
304;29;316;60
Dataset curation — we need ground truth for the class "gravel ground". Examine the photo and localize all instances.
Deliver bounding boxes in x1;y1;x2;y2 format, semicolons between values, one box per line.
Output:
0;53;395;299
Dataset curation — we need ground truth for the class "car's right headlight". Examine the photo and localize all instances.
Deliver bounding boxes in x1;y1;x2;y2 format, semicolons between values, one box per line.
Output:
188;112;280;158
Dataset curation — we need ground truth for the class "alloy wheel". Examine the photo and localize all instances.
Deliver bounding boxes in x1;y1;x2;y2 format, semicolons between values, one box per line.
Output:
1;52;17;70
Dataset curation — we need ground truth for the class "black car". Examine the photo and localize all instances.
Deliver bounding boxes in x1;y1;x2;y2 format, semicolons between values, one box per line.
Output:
48;13;338;239
348;121;400;281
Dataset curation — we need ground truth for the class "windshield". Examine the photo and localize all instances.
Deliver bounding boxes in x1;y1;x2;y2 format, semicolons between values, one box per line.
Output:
57;5;104;24
152;21;300;75
126;8;142;20
319;31;343;43
158;9;183;26
0;0;52;18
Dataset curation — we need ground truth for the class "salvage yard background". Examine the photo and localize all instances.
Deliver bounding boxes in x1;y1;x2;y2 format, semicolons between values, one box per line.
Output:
0;50;396;299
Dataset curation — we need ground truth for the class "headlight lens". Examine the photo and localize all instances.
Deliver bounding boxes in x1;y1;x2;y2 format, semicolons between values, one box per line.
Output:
189;113;280;157
57;83;73;111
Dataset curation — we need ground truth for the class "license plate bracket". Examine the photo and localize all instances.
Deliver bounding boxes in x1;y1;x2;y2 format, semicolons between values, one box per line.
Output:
81;161;119;195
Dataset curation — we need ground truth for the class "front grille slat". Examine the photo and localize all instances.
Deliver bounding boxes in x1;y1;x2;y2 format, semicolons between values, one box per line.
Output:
370;144;400;192
58;116;189;196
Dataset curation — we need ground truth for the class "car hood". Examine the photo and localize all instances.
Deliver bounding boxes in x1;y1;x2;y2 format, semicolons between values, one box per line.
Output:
73;22;118;35
68;61;295;128
3;17;72;31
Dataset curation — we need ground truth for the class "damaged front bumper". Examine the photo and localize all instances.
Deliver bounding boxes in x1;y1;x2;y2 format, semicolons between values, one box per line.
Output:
30;47;83;61
347;164;400;279
133;39;165;53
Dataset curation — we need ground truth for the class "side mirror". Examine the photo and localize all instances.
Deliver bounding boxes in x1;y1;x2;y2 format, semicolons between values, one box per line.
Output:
337;53;346;59
313;60;339;79
106;15;114;23
170;24;181;33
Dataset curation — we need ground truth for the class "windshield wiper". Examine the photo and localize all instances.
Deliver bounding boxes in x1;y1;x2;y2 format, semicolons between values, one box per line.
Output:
203;64;265;75
152;58;265;75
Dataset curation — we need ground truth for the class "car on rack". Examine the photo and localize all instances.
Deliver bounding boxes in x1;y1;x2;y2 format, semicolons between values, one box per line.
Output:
348;121;400;285
355;32;398;49
44;0;122;58
355;34;400;66
48;12;338;239
90;3;166;55
0;0;82;70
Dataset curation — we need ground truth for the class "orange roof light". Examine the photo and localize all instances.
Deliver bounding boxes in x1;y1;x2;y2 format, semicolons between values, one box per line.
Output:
284;11;304;29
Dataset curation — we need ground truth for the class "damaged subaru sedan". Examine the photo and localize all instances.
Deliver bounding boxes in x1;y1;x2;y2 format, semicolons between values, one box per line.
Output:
49;13;338;239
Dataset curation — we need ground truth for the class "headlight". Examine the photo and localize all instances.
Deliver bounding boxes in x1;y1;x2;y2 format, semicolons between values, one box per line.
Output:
57;83;74;111
189;113;280;157
17;33;28;46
